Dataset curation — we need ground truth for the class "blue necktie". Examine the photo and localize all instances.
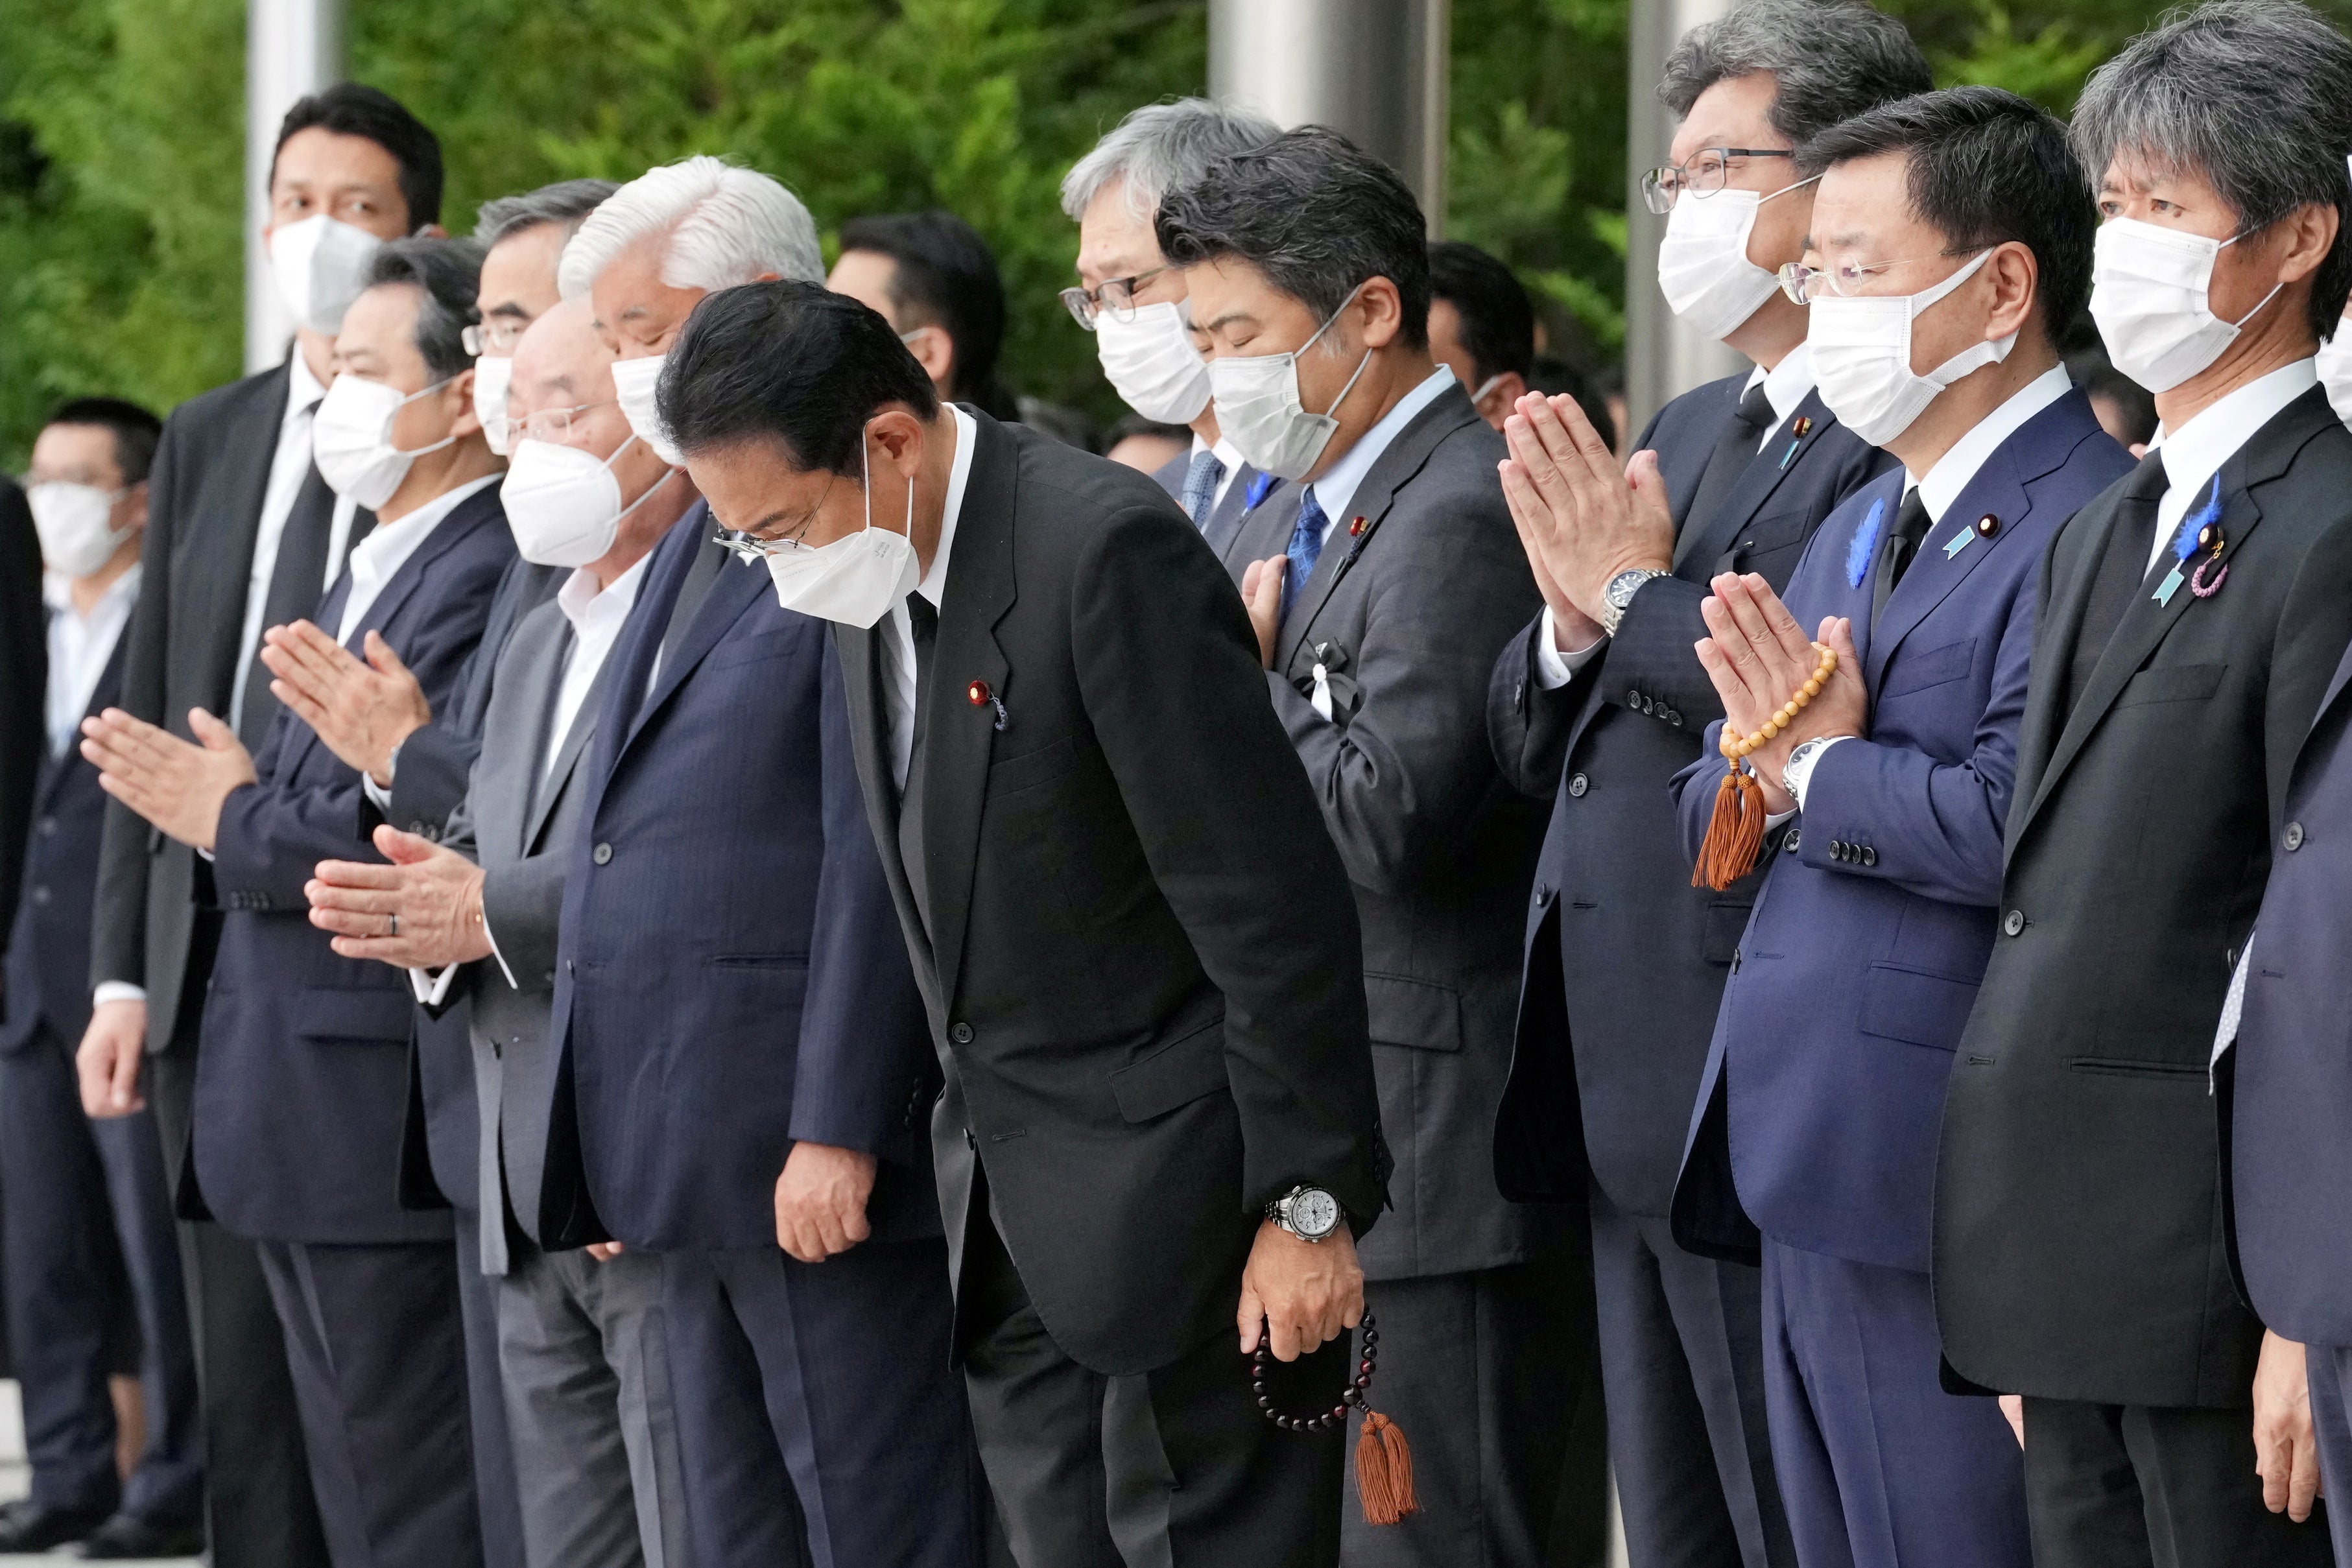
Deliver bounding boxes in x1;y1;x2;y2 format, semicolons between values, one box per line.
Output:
1180;448;1225;530
1283;486;1328;621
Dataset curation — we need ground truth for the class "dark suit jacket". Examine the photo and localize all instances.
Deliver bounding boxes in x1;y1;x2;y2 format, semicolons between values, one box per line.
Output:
0;481;45;958
2227;636;2352;1348
91;363;298;1048
834;410;1386;1375
541;501;937;1255
1488;372;1895;1218
1670;390;2130;1272
1936;385;2352;1408
1222;382;1555;1281
191;482;515;1243
2;625;131;1051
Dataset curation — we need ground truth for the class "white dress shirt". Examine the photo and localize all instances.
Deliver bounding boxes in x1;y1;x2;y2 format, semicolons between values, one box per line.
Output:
333;475;500;646
1186;433;1249;516
230;351;361;736
2143;357;2318;574
1305;366;1457;543
546;554;648;782
883;404;978;794
43;567;141;757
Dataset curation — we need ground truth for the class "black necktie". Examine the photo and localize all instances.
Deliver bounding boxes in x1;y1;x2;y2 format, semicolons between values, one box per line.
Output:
1679;382;1777;569
1871;487;1936;624
2065;450;2171;717
897;592;939;934
239;461;337;752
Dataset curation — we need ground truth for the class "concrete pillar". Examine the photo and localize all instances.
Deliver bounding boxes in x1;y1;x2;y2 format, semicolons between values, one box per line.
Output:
1207;0;1451;235
245;0;344;372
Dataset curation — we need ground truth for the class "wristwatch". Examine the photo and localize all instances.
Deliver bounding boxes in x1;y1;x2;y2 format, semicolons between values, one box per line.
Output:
1266;1184;1344;1244
1598;567;1667;636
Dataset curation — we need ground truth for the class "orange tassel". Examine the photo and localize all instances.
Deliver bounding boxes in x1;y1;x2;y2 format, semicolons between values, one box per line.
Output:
1356;1410;1418;1526
1692;764;1769;890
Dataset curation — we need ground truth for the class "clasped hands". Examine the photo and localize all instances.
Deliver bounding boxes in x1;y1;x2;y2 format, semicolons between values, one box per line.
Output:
1497;390;1675;650
1694;575;1865;814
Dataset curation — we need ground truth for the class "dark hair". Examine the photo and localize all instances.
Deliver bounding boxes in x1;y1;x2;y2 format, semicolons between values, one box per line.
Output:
837;209;1014;415
362;237;483;378
1660;0;1932;145
1525;356;1619;453
1106;412;1192;447
1800;86;2096;342
475;178;619;248
1428;241;1534;384
1156;126;1432;350
2079;357;2161;445
43;397;163;484
2071;0;2352;339
660;279;939;474
272;83;444;230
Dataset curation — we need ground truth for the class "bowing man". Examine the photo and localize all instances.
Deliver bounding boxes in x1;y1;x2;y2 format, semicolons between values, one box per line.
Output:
1664;89;2130;1568
81;239;515;1568
1932;5;2352;1563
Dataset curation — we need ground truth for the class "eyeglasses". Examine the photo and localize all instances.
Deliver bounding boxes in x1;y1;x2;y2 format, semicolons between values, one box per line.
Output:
1776;250;1971;305
1059;266;1174;330
460;317;530;357
488;399;617;449
712;473;838;562
1640;148;1796;214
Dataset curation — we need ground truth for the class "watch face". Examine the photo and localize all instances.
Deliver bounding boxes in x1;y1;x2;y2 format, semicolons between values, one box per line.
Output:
1292;1188;1341;1238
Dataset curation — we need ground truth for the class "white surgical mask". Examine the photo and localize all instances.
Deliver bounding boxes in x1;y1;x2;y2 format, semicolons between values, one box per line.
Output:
474;355;516;456
2089;218;2281;394
610;355;684;467
1657;179;1818;341
1204;285;1373;481
1094;300;1213;425
27;482;134;578
502;436;676;567
313;372;458;509
269;215;386;337
760;427;921;628
2316;326;2352;429
1808;248;2014;447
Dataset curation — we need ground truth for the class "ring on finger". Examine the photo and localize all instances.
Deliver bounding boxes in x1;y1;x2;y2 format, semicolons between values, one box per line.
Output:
388;912;399;938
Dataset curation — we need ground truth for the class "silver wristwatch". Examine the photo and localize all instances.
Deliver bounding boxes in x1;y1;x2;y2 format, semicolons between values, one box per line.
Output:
1598;568;1667;636
1266;1184;1344;1244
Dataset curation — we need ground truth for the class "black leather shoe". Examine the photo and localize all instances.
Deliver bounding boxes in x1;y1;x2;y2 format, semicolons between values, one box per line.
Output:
78;1510;206;1559
0;1499;110;1552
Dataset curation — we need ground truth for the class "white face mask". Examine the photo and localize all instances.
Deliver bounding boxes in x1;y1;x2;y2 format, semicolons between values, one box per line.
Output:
1204;285;1373;482
313;372;458;508
1808;248;2015;447
2089;217;2282;394
2316;326;2352;429
610;354;684;468
503;435;676;568
1657;178;1818;342
474;355;516;456
27;482;135;578
761;427;921;628
1094;300;1213;425
269;215;386;337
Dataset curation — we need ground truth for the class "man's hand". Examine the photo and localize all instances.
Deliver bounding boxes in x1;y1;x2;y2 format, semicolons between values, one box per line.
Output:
586;1242;625;1262
307;824;492;969
1237;1219;1364;1362
261;622;431;786
774;1142;876;1263
2000;1394;2025;1449
1498;390;1674;627
1239;556;1286;669
1694;573;1866;813
80;707;255;852
2255;1329;2323;1522
77;999;147;1118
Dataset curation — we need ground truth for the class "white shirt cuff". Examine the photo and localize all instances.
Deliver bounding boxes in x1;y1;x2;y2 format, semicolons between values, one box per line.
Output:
1765;809;1796;833
363;772;394;813
409;964;459;1008
479;901;520;992
1783;735;1853;814
92;982;147;1008
2212;932;2255;1071
1533;606;1608;690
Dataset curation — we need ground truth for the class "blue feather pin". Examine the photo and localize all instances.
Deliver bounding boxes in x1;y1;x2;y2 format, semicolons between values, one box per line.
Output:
1846;497;1887;589
2153;477;2222;606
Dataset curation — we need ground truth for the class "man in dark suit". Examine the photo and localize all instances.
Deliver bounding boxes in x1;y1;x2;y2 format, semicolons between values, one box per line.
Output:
1662;91;2130;1568
1157;128;1585;1567
1934;6;2352;1563
1484;7;1923;1565
76;83;445;1568
0;479;45;953
0;401;204;1559
663;279;1388;1568
83;241;512;1568
1427;241;1536;431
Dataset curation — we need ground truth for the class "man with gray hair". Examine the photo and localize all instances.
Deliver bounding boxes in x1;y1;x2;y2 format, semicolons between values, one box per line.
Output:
1060;98;1282;552
1934;4;2352;1564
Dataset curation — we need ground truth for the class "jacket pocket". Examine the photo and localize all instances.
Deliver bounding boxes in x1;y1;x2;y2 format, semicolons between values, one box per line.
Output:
294;986;416;1044
1702;899;1752;966
2067;1056;2206;1079
706;626;809;671
986;733;1080;797
1109;1016;1229;1122
1364;973;1462;1052
1857;962;1980;1052
2117;663;2226;708
1879;637;1978;702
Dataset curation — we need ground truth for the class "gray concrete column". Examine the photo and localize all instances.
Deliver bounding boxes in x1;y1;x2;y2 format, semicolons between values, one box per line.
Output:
244;0;344;372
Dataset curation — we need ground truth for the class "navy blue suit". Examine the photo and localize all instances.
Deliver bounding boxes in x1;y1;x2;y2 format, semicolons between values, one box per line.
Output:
0;615;203;1528
197;481;515;1568
545;506;979;1568
1670;387;2130;1568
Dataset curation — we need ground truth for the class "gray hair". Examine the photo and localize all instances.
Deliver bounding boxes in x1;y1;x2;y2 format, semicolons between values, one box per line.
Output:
362;237;484;378
1660;0;1932;145
557;156;823;300
473;178;619;249
1059;97;1282;223
2072;0;2352;337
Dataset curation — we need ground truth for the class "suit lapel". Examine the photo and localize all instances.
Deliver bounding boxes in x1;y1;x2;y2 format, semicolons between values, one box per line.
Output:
343;484;502;657
623;554;766;752
524;645;614;855
196;366;298;709
1674;390;1844;573
484;613;568;861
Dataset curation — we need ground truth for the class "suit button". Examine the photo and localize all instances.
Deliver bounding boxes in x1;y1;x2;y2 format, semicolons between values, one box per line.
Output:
591;842;612;865
1626;688;1641;707
2002;909;2026;937
1783;829;1801;855
1830;840;1846;861
29;886;47;905
964;1128;977;1151
2283;821;2305;851
950;1021;974;1045
1533;885;1552;908
1641;696;1656;715
1514;680;1526;712
1668;709;1684;726
1567;773;1589;798
1860;846;1877;868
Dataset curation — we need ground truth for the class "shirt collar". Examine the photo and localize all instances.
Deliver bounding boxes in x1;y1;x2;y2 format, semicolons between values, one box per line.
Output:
1308;365;1456;524
285;348;327;425
2150;357;2320;498
348;474;499;590
43;563;141;621
1744;344;1815;430
916;404;978;610
1910;362;2073;522
556;550;650;633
